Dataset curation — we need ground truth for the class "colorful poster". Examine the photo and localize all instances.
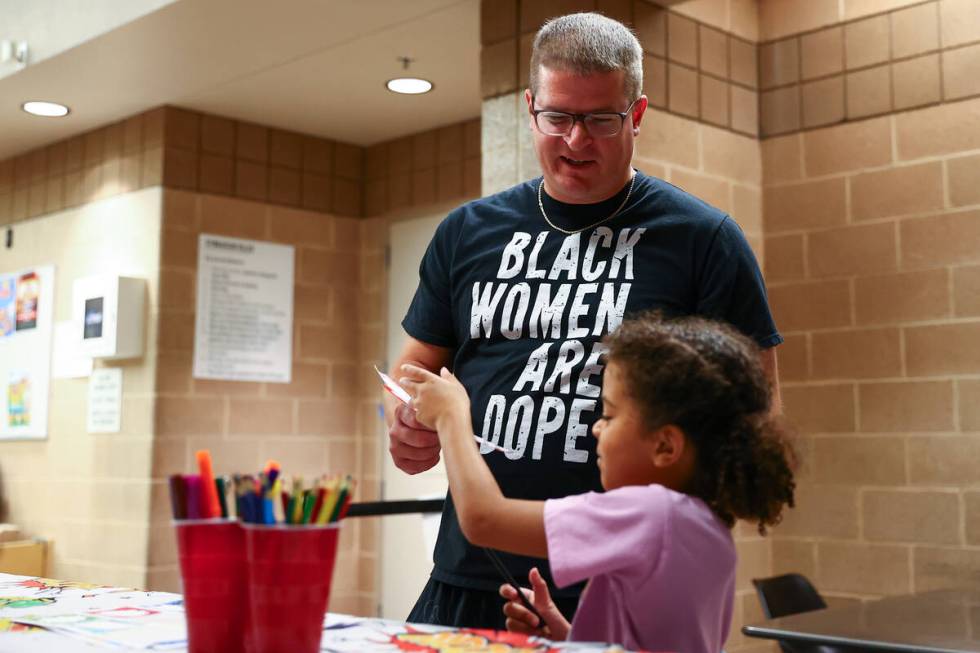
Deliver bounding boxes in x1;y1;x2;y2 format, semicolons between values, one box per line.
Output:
6;373;29;428
0;276;14;337
14;272;39;332
0;266;54;440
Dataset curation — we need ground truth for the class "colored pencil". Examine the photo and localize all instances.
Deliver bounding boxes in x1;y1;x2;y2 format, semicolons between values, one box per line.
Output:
316;477;342;524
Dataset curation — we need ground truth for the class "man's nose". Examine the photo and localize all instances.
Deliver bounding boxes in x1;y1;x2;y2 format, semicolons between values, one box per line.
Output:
563;119;592;149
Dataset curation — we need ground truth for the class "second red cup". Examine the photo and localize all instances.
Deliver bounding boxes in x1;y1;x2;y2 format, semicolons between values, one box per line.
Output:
244;523;341;653
175;518;248;653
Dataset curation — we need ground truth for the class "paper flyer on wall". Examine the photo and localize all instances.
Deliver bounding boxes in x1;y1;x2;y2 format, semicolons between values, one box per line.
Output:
192;234;294;383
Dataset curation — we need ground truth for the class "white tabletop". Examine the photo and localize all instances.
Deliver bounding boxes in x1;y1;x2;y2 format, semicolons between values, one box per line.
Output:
0;572;634;652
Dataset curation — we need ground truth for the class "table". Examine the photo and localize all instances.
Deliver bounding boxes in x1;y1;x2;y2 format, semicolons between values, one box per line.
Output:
0;572;635;652
743;589;980;653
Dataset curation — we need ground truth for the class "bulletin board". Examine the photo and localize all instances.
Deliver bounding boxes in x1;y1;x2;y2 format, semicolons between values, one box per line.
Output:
0;265;54;440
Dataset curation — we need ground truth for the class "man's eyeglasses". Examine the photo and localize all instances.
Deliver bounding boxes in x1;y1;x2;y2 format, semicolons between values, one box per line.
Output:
530;98;638;138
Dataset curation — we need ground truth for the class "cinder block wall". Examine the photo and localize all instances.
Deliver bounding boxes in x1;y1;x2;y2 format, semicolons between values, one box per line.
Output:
764;0;980;622
0;106;480;616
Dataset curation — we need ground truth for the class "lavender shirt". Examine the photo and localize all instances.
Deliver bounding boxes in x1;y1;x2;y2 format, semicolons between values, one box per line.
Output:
545;484;735;653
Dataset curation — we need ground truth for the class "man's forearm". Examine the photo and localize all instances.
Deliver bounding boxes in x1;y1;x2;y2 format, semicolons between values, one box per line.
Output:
760;346;782;415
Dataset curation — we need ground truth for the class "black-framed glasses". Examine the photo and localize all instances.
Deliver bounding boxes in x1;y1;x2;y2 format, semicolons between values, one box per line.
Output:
531;98;638;138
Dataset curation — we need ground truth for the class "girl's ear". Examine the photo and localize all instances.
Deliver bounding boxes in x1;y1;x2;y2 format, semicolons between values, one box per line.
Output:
650;424;687;468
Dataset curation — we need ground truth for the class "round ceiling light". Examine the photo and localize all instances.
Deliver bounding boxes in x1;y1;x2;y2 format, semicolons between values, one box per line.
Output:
22;101;70;117
386;77;433;95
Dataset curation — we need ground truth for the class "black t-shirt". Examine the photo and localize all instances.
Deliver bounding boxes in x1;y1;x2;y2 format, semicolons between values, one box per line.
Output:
402;169;781;595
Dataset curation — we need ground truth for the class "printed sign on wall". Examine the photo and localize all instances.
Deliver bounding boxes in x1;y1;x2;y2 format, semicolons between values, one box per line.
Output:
193;234;294;383
87;368;123;434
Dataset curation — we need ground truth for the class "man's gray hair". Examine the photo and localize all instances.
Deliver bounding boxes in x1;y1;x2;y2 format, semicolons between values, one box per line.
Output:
529;12;643;102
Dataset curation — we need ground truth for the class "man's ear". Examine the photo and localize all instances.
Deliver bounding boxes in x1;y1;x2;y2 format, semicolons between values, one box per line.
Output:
631;95;649;135
650;423;687;467
525;88;536;129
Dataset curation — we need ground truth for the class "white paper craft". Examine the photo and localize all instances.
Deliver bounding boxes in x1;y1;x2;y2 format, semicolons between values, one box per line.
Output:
373;366;513;455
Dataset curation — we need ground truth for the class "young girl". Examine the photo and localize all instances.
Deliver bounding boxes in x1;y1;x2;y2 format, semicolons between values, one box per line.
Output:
400;312;796;653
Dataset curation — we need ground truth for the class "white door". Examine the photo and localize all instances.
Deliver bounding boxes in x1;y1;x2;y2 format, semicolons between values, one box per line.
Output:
382;213;449;620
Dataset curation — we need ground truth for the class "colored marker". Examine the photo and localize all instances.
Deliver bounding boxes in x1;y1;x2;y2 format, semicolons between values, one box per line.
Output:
215;477;229;518
195;450;222;518
168;475;187;520
185;475;202;520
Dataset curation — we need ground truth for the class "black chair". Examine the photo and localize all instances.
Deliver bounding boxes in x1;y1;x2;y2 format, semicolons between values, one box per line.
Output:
752;573;827;620
751;574;870;653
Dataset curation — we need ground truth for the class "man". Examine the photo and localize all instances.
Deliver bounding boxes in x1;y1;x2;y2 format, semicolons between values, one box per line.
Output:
387;12;781;628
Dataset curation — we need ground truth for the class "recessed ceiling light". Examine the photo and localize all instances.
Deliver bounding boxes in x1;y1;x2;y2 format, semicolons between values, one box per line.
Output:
386;77;433;95
21;101;70;117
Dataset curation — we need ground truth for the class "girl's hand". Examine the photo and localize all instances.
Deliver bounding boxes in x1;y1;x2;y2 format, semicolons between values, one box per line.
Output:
399;364;470;433
499;567;571;640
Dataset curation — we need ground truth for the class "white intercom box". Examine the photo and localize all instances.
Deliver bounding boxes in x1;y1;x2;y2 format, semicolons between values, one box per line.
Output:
72;275;145;360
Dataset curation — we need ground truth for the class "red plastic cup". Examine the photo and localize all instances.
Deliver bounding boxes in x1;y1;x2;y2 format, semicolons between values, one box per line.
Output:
243;523;341;653
174;518;248;653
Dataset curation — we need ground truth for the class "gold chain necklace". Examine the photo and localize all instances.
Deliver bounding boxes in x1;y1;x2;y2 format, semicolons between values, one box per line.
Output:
536;171;636;235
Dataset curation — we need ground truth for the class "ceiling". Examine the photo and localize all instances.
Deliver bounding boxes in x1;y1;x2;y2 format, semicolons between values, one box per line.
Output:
0;0;481;160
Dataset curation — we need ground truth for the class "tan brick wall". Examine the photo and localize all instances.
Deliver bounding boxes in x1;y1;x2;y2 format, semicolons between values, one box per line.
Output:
0;188;162;589
139;113;479;613
363;119;481;217
0;106;366;228
481;1;761;138
0;110;163;227
759;0;980;137
765;96;980;604
0;106;484;615
144;188;385;616
471;0;980;144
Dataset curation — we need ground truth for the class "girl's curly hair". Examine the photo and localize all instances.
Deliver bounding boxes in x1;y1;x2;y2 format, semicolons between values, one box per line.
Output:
603;312;796;534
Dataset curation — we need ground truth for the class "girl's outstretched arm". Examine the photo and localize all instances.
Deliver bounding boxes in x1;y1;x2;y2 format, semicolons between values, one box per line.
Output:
400;364;547;558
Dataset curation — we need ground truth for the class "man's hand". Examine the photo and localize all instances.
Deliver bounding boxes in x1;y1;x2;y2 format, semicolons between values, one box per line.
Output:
388;402;441;474
384;339;453;475
399;365;470;434
500;567;570;640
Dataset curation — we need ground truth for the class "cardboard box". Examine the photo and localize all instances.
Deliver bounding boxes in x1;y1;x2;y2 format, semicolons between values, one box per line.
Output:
0;524;22;543
0;539;47;577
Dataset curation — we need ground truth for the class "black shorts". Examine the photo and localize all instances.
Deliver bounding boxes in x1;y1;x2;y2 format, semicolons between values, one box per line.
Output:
406;576;580;629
